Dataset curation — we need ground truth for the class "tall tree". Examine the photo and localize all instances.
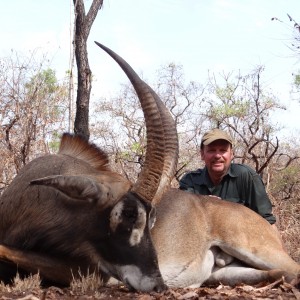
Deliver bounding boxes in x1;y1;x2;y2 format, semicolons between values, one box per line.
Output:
203;67;285;180
271;14;300;55
286;14;300;56
73;0;103;140
0;51;68;190
92;64;300;195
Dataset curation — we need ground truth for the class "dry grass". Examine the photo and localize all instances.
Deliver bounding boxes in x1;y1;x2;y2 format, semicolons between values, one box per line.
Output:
272;196;300;263
0;273;41;293
70;270;103;294
0;276;298;299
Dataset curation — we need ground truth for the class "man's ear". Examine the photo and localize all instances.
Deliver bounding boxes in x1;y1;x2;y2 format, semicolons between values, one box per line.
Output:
200;148;205;160
230;148;235;160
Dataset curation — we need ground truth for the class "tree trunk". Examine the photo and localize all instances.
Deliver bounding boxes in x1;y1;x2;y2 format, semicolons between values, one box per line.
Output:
73;0;103;140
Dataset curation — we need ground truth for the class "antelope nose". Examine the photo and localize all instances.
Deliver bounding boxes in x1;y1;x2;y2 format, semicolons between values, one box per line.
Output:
153;280;167;292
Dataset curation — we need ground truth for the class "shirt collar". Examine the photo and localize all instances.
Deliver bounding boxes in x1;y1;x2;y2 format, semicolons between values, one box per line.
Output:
199;167;213;187
228;163;238;177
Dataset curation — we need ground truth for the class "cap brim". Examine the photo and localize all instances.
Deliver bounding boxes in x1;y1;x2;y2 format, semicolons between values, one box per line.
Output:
202;137;232;145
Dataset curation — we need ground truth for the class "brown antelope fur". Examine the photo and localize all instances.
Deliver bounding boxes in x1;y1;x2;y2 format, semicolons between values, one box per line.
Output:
59;133;111;171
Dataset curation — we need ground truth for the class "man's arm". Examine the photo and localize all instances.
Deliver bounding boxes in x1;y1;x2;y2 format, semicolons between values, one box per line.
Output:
248;172;276;225
179;172;196;193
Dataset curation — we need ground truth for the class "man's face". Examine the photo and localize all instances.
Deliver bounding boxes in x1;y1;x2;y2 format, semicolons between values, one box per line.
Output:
201;140;234;176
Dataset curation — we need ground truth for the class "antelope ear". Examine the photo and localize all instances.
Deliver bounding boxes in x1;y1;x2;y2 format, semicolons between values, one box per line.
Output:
31;175;114;208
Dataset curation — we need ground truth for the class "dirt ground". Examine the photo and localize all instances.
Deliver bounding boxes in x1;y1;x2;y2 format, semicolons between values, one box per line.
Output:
0;279;299;300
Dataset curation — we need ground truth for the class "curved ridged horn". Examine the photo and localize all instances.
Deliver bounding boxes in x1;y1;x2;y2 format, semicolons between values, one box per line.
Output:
95;42;178;204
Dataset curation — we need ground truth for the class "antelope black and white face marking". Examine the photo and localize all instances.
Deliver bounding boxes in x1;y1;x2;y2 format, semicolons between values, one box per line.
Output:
110;194;149;246
110;201;124;233
104;192;165;292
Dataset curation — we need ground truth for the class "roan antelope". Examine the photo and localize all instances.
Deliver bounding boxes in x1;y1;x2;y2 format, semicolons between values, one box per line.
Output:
0;43;298;292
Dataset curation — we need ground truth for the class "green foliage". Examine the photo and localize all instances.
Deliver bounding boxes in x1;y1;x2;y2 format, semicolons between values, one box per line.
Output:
215;84;235;100
48;131;62;153
25;68;58;95
210;99;250;119
118;150;131;161
0;51;69;176
117;142;143;161
131;142;143;154
293;71;300;92
23;67;68;126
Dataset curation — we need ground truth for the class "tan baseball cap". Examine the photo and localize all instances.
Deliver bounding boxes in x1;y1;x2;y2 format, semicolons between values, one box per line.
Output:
201;128;233;146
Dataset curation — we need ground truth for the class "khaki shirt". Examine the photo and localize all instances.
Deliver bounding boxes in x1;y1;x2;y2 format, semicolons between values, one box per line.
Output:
179;163;276;224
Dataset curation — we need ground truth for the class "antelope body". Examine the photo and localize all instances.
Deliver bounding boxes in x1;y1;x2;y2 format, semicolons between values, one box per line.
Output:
0;43;298;291
153;189;299;287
